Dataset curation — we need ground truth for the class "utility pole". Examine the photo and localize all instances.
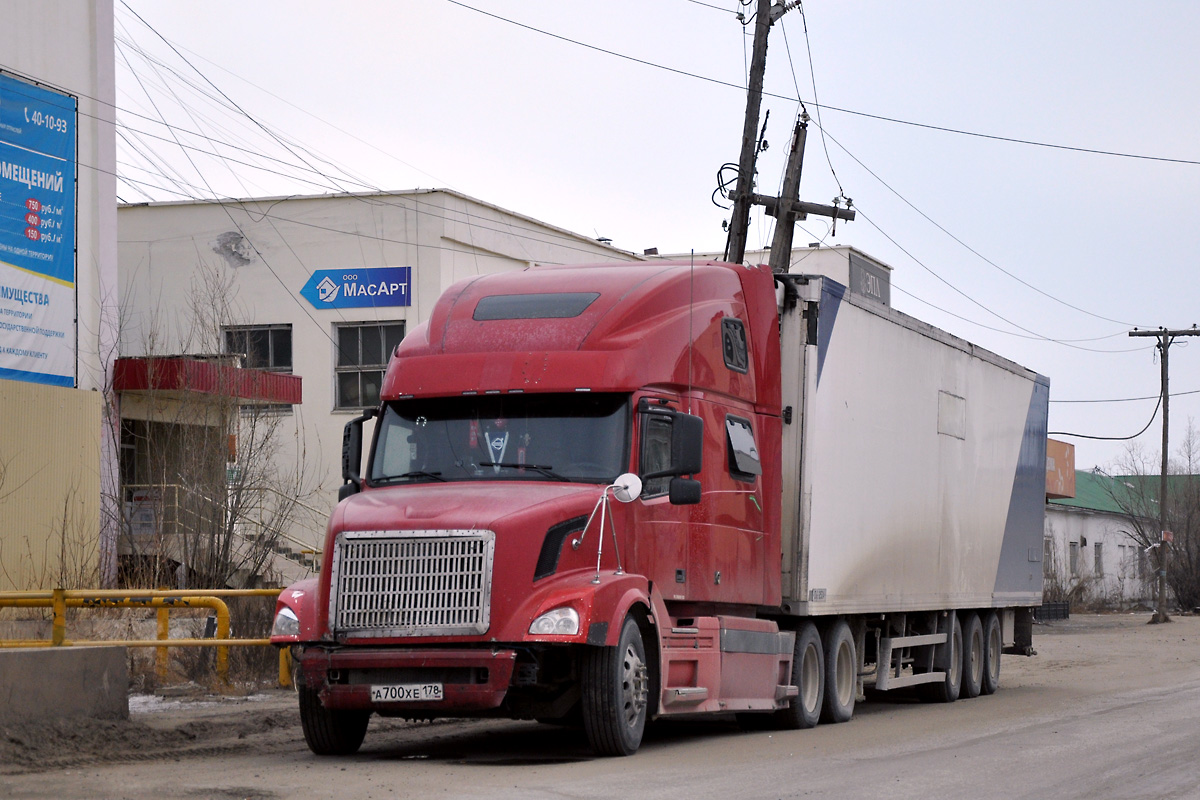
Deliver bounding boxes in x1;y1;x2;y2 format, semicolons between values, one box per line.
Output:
723;0;774;266
1128;325;1200;623
722;2;854;268
763;117;854;274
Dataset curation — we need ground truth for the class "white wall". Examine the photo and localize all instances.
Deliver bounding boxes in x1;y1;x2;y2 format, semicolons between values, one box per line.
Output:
1044;505;1151;606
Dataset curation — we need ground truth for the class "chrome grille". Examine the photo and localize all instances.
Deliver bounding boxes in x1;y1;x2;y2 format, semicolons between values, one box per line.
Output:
330;530;495;638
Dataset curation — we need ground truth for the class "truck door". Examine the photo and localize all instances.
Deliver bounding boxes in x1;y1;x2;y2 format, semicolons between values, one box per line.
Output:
687;404;767;606
630;395;691;601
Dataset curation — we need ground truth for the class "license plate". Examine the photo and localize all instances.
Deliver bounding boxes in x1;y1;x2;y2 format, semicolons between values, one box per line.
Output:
370;683;444;703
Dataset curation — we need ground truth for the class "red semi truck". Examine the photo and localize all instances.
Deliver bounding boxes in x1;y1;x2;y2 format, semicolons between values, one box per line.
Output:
271;257;1048;756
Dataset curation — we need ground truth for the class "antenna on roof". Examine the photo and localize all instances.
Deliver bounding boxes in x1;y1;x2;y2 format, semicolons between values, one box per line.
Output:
688;250;695;415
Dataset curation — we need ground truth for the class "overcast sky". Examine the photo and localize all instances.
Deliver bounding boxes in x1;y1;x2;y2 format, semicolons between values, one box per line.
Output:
114;0;1200;472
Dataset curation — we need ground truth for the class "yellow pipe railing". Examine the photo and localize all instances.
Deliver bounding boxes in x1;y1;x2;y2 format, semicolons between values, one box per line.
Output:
0;588;292;686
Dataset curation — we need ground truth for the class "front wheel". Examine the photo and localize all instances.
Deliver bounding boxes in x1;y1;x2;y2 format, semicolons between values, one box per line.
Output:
298;684;370;755
582;615;650;756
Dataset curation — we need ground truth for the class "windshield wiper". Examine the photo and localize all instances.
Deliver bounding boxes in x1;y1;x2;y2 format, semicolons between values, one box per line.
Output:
377;470;446;484
479;462;570;482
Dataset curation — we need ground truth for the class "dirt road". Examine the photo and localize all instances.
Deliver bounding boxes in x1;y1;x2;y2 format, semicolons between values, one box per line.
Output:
3;614;1198;800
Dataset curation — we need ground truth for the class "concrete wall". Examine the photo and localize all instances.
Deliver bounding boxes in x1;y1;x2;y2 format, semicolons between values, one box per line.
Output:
0;646;128;723
118;190;638;560
0;381;102;590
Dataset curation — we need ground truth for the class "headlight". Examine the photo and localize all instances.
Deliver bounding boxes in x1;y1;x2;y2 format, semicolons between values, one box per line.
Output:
271;606;300;638
528;607;580;636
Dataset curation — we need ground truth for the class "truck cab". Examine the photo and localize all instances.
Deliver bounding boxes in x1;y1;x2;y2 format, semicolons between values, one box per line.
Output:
272;260;794;756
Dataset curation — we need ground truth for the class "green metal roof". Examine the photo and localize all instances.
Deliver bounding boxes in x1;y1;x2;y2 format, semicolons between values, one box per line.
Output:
1050;470;1130;514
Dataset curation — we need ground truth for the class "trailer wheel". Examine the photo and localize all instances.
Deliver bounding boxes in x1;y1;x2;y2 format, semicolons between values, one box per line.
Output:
981;611;1002;695
820;619;856;724
582;615;649;757
777;621;824;729
961;612;984;698
920;612;962;704
298;684;370;756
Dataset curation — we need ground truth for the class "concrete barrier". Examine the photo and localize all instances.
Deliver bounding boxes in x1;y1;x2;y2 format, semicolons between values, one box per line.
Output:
0;646;128;723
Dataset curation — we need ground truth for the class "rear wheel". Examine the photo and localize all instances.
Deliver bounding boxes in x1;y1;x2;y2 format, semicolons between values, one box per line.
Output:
820;619;856;724
961;612;984;699
776;621;824;729
582;615;649;756
981;611;1002;695
920;612;962;704
298;684;370;755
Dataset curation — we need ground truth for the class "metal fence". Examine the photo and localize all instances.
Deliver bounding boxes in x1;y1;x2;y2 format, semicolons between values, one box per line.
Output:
0;588;291;686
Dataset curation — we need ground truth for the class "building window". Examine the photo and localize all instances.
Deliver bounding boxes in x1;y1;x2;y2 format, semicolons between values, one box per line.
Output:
224;325;292;372
1094;542;1104;577
335;322;405;409
1043;537;1054;577
1069;542;1079;577
224;325;293;413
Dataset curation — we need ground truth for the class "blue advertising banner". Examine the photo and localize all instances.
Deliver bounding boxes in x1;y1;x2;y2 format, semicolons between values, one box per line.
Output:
300;267;412;309
0;71;77;387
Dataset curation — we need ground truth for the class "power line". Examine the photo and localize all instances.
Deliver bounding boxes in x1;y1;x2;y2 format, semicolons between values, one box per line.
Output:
891;282;1138;346
1049;393;1162;442
1051;388;1200;404
678;0;742;15
442;0;1200;168
813;125;1140;328
785;3;842;196
856;208;1142;353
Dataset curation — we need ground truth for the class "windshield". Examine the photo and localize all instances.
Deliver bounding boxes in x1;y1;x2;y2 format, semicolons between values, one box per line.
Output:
369;393;630;485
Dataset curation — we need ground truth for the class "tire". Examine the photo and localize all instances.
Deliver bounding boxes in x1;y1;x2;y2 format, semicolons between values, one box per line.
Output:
920;612;962;704
961;612;984;699
298;684;370;756
981;611;1002;695
777;621;824;729
582;615;650;756
820;619;856;724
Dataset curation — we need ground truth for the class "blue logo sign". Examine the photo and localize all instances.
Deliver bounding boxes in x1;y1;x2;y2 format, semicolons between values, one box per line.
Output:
300;267;412;309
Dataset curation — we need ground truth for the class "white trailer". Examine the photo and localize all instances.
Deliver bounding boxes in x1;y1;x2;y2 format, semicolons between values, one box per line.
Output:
775;272;1048;702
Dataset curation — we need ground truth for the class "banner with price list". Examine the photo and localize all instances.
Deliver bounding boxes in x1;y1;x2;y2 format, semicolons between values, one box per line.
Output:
0;71;77;387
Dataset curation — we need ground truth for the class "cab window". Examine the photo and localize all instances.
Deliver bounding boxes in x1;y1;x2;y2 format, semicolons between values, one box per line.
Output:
640;414;673;498
725;415;761;482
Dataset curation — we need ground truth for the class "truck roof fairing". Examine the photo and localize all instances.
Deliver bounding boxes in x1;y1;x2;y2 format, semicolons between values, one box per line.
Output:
380;261;781;411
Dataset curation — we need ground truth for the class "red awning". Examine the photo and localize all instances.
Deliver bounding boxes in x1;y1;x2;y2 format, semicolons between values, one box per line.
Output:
114;357;302;405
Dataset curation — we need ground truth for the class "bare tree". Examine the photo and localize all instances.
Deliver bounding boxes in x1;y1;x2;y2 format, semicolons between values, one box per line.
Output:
1102;425;1200;620
109;263;320;589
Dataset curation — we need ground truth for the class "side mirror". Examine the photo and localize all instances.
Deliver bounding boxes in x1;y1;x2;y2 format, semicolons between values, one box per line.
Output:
671;413;704;476
340;407;378;497
612;473;642;503
668;477;701;505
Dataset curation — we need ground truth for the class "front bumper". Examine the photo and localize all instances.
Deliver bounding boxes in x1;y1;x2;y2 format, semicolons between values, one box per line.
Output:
297;646;518;713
